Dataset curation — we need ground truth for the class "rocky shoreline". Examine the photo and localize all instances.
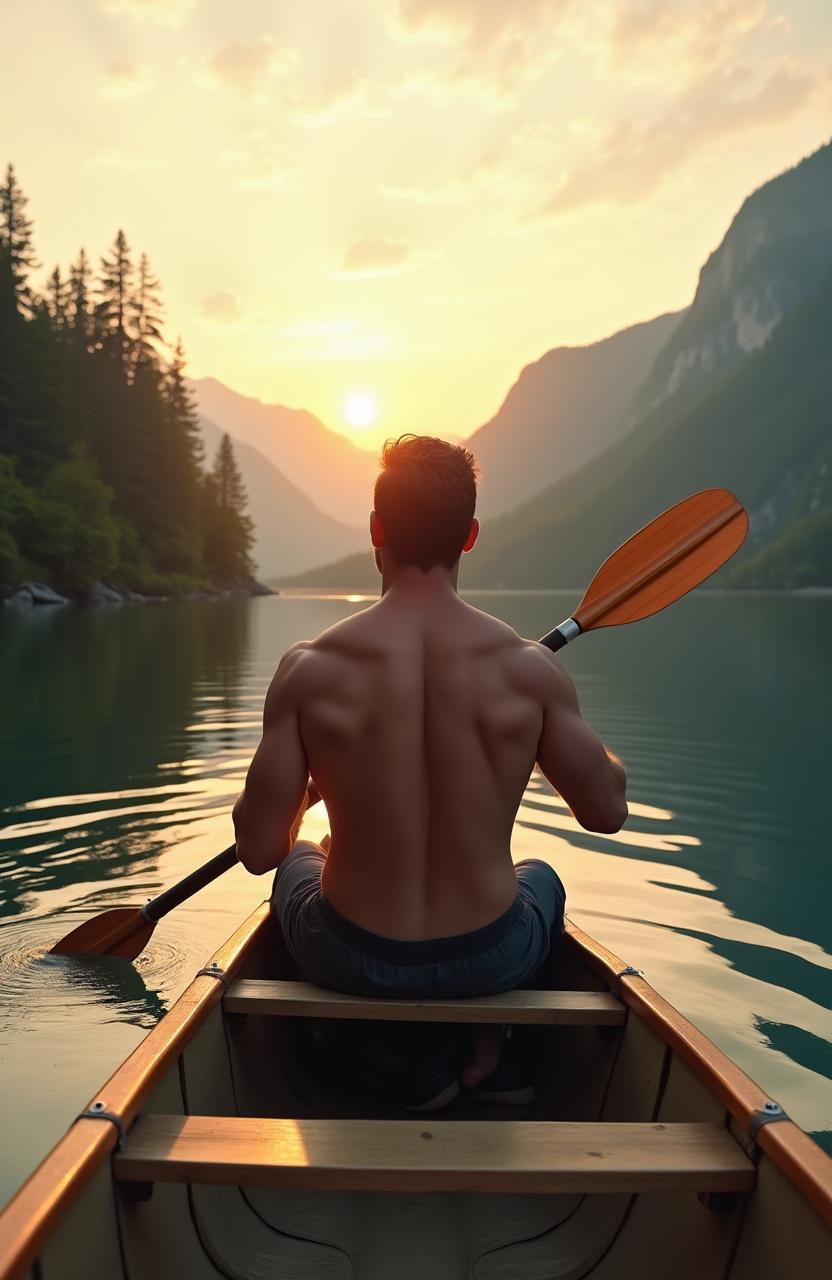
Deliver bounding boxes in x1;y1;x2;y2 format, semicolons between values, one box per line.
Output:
0;579;275;609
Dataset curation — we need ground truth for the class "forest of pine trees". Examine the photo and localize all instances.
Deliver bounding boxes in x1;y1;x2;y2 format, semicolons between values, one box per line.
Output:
0;163;255;597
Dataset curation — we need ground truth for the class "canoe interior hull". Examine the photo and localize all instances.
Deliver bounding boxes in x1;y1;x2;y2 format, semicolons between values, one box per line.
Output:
4;909;831;1280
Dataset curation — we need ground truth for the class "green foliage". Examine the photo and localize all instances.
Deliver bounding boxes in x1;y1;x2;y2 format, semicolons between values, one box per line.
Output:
0;526;23;582
0;452;33;582
728;509;832;589
0;166;256;593
19;448;120;589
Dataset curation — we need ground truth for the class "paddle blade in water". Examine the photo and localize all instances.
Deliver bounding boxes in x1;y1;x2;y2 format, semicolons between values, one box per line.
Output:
50;907;155;960
574;489;748;632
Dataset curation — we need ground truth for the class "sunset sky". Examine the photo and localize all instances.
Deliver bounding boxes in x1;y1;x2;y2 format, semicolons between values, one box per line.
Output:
1;0;830;448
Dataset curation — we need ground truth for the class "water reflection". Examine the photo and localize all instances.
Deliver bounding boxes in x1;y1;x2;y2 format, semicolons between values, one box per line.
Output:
0;602;250;917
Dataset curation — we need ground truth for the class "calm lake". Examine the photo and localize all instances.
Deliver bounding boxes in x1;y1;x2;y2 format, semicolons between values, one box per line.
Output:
1;590;830;1205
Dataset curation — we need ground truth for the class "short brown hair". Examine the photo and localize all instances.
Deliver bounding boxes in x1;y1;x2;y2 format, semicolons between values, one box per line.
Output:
374;435;478;571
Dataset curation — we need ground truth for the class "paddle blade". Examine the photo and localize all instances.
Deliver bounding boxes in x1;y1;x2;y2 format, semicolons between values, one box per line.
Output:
574;489;748;632
50;907;155;960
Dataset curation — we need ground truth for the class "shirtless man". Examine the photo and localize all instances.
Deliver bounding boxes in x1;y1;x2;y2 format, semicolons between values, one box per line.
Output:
234;435;627;1106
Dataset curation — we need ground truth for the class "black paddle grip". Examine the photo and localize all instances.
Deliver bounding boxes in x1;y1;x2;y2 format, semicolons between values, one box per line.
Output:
539;627;568;652
143;845;238;922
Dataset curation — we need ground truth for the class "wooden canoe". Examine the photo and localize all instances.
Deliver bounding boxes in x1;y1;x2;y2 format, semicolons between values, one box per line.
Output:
0;903;830;1279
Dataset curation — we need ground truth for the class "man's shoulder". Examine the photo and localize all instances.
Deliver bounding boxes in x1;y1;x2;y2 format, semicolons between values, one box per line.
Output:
459;601;528;650
265;640;315;705
500;633;577;703
271;615;372;687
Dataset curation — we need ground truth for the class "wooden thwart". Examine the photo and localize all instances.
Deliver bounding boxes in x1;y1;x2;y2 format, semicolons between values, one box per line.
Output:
224;979;626;1025
115;1116;754;1195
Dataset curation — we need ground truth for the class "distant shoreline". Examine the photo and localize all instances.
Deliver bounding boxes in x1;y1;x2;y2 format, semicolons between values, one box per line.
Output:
0;579;273;611
5;582;828;613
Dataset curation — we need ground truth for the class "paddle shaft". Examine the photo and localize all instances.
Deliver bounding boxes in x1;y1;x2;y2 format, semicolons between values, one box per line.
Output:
136;781;322;926
140;845;238;924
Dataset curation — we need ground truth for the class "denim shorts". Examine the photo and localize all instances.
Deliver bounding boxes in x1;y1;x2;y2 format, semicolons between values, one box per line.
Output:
271;842;566;999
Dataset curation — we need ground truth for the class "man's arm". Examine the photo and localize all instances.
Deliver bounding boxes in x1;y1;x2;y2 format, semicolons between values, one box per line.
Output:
233;645;310;875
535;649;628;834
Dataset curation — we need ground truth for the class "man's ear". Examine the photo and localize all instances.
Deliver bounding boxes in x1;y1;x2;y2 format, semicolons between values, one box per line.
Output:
370;511;385;549
462;517;479;554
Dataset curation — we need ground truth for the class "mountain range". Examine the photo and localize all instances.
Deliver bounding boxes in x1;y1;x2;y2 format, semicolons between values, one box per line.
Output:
193;378;377;528
467;310;683;515
285;138;832;592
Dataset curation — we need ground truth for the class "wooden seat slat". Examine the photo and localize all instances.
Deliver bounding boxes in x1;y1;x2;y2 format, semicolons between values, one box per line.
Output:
224;980;625;1025
115;1116;754;1195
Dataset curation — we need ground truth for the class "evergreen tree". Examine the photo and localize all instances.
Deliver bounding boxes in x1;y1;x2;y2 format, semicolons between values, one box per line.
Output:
0;162;260;593
202;434;255;580
68;248;92;332
0;165;38;465
0;163;38;314
130;253;164;373
66;249;92;442
213;432;247;510
161;337;203;568
96;229;133;376
45;266;70;330
21;298;72;477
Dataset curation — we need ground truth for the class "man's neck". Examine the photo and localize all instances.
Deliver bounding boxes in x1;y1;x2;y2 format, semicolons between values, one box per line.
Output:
380;562;460;601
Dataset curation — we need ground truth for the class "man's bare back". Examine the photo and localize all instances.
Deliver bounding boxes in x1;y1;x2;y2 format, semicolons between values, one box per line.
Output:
234;571;627;940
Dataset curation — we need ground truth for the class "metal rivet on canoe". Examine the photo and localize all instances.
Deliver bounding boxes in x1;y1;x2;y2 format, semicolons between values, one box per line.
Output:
612;966;644;998
745;1101;789;1157
77;1100;127;1149
195;961;230;990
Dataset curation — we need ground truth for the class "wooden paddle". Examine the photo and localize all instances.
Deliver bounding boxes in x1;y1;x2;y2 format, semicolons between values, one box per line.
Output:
51;487;746;960
50;783;321;959
539;488;747;651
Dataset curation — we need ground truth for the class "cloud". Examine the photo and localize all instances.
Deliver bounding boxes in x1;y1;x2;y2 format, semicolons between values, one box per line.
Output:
392;0;781;102
608;0;769;83
381;149;504;204
392;0;578;101
202;35;296;97
536;60;815;217
221;131;302;191
99;0;195;26
99;60;154;98
201;292;242;324
395;0;574;52
338;238;413;277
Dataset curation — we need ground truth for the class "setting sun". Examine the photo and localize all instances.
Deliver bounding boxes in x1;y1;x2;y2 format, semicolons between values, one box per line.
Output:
344;392;378;431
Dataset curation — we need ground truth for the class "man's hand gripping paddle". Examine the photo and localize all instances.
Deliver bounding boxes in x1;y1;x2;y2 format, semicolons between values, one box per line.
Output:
51;489;747;960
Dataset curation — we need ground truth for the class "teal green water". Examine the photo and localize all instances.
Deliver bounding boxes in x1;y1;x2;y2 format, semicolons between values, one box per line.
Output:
0;591;830;1205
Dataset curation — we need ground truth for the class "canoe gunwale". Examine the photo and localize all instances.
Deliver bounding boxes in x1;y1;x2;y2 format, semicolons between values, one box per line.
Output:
0;899;272;1280
564;919;832;1228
